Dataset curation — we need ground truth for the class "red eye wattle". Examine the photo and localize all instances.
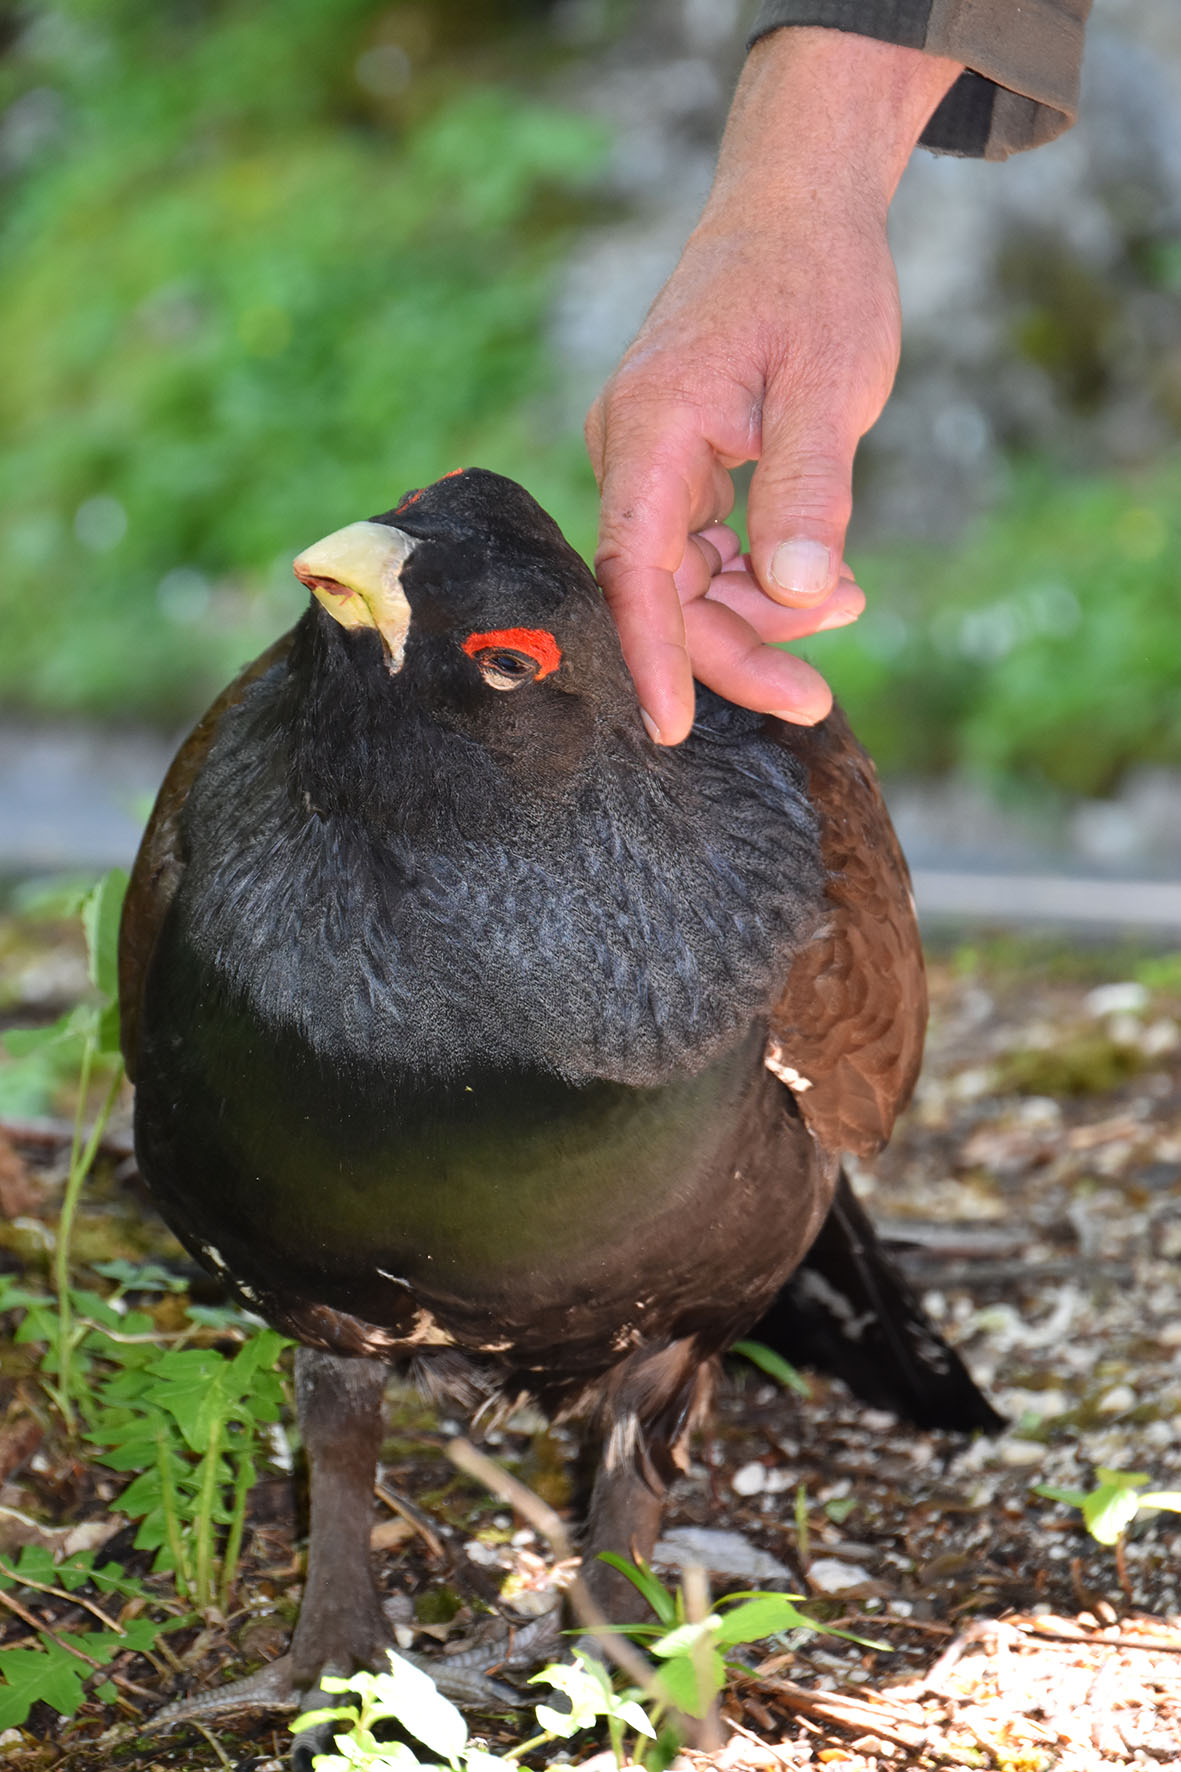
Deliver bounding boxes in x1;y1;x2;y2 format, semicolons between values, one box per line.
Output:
393;469;467;515
461;628;562;679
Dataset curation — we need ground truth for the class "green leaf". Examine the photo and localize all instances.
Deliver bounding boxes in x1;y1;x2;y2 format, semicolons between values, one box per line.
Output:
1034;1484;1088;1510
88;1561;159;1600
713;1594;823;1648
380;1653;469;1761
292;1702;361;1733
651;1646;725;1720
731;1340;811;1397
615;1698;658;1739
91;1259;189;1294
650;1617;721;1661
531;1651;655;1742
81;869;129;1001
1083;1483;1147;1546
1095;1468;1149;1489
5;1545;59;1588
97;997;124;1060
2;1005;93;1058
532;1657;611;1736
115;1615;171;1654
0;1645;88;1727
1036;1472;1152;1546
594;1552;677;1625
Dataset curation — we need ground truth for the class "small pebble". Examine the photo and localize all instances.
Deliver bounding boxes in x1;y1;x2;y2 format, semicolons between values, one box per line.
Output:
465;1539;509;1566
732;1460;767;1496
655;1526;791;1582
808;1558;868;1592
999;1438;1046;1466
1018;1094;1062;1128
1098;1383;1136;1413
1084;981;1148;1018
1140;1016;1179;1056
950;1066;994;1101
860;1409;899;1433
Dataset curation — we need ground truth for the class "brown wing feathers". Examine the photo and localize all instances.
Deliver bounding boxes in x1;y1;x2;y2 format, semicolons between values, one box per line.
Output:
766;706;926;1159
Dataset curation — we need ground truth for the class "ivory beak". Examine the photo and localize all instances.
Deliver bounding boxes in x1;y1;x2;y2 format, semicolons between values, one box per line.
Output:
293;521;415;672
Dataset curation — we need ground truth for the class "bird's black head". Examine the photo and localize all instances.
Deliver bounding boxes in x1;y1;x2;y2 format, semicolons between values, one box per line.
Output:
290;470;635;818
182;468;823;1087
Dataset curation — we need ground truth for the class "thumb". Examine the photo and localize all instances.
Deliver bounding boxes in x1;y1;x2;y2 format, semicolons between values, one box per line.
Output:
746;411;857;607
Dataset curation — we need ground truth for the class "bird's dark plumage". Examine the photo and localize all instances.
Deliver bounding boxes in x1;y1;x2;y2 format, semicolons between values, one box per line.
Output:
120;469;996;1736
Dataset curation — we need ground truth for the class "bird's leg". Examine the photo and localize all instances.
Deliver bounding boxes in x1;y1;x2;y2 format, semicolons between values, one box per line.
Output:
288;1346;390;1685
576;1341;704;1627
579;1452;667;1624
576;1403;724;1755
147;1346;389;1740
149;1345;522;1753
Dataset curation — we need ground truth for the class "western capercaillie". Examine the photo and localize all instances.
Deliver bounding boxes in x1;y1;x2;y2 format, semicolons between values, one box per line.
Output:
120;468;998;1749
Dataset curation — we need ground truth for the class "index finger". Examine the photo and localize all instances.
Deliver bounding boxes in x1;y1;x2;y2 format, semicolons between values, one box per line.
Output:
594;436;731;745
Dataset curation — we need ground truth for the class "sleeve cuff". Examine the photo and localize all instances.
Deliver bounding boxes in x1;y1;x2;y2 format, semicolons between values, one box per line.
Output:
747;0;1091;161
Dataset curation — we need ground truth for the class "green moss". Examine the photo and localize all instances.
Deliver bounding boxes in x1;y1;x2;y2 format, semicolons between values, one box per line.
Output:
995;1033;1145;1097
414;1584;462;1625
1134;951;1181;996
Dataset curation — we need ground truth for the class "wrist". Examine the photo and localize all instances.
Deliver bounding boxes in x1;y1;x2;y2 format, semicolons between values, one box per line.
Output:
703;25;962;224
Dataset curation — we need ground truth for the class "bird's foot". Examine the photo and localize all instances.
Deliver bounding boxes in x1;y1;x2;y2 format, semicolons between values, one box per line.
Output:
417;1604;563;1695
143;1601;558;1763
146;1650;306;1730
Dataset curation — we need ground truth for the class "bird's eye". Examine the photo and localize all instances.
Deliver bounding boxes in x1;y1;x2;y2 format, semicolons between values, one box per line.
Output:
461;626;562;690
473;649;538;691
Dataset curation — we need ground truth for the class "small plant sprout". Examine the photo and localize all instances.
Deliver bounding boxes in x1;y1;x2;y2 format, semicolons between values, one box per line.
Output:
0;876;296;1729
289;1559;891;1772
1;869;129;1430
731;1338;810;1398
293;1648;652;1772
295;1653;491;1772
528;1652;655;1765
1035;1468;1181;1546
1035;1468;1181;1593
597;1553;887;1723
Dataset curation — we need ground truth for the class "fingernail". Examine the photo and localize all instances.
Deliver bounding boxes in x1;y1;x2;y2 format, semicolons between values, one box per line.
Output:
639;708;662;743
815;604;860;632
770;707;823;727
769;538;833;598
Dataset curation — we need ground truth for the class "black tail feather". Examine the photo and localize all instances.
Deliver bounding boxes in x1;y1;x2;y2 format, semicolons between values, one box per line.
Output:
747;1171;1004;1435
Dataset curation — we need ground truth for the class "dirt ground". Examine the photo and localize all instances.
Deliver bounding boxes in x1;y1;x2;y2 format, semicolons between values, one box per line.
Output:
0;928;1179;1770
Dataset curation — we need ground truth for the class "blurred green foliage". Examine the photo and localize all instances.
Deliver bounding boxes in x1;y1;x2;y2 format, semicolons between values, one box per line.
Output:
821;457;1181;796
1;1;1177;801
0;0;605;721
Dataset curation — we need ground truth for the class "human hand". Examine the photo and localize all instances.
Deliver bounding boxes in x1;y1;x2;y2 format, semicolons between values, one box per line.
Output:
586;28;962;744
666;519;867;726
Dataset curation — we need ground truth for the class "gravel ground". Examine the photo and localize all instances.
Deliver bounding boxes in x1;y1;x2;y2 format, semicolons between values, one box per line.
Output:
0;931;1178;1769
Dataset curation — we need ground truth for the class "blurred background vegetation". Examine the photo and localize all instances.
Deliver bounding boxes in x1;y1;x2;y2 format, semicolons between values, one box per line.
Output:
0;0;608;720
0;0;1178;800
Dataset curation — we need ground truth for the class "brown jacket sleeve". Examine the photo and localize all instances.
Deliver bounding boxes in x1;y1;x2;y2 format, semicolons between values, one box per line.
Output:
748;0;1092;160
